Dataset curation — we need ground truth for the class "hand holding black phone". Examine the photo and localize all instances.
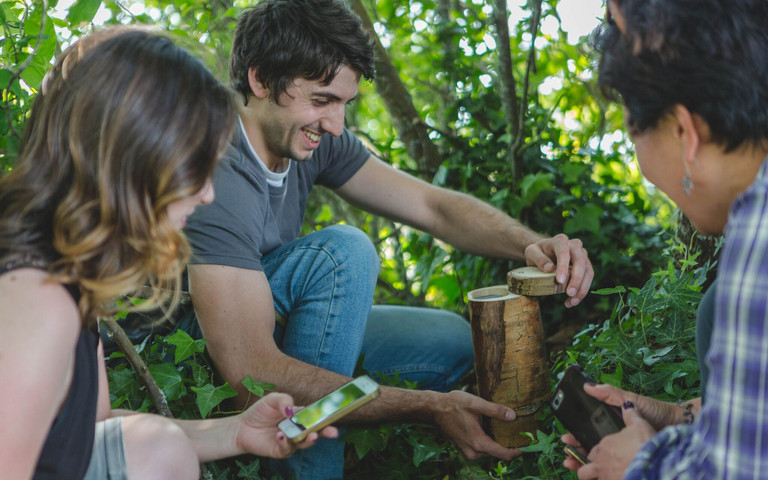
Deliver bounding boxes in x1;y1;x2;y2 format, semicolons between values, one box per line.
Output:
551;364;625;451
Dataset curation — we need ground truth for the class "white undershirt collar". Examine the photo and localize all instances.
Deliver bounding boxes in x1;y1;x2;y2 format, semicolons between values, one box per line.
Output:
238;116;290;188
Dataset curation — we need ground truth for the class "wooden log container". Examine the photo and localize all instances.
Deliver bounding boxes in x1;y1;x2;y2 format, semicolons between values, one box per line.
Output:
467;277;552;447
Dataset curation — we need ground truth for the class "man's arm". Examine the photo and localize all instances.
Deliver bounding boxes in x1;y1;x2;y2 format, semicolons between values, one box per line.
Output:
335;156;593;306
187;263;520;460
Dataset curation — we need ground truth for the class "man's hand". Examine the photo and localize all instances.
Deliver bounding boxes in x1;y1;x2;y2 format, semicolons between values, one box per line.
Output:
431;390;523;460
524;233;593;307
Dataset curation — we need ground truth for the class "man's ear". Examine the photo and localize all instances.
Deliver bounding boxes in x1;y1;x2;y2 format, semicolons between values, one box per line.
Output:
248;67;269;99
671;104;701;165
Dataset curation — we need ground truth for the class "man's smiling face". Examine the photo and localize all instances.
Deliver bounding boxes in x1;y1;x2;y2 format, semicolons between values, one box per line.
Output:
256;65;360;169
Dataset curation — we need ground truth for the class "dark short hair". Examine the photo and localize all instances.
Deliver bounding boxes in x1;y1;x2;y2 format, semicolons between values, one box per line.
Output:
230;0;375;105
595;0;768;151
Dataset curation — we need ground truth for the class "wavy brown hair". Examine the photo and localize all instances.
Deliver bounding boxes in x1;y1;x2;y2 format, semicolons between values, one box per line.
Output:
0;27;236;327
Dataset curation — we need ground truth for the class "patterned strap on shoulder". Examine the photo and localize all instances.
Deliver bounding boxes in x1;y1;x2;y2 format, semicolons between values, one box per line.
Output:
0;253;50;275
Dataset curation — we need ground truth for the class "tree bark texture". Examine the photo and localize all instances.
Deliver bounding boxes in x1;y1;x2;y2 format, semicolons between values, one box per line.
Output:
467;286;550;447
491;0;520;176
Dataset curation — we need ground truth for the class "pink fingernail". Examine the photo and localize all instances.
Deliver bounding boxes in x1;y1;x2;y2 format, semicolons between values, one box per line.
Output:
285;406;294;416
278;433;285;441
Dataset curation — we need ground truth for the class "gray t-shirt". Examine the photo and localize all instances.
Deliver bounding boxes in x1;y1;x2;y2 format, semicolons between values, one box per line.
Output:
185;122;370;271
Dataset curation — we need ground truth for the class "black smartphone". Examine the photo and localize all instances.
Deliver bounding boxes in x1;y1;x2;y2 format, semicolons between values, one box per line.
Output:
564;444;590;465
551;364;625;451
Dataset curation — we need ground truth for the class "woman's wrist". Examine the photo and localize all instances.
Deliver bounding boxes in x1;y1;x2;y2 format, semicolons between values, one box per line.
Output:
675;400;695;424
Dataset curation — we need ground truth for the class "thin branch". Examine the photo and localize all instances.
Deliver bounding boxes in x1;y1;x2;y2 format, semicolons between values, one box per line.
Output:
113;0;138;21
101;317;174;418
491;0;520;176
511;0;543;166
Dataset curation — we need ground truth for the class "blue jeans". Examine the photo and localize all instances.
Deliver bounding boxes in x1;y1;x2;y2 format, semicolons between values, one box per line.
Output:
264;225;474;480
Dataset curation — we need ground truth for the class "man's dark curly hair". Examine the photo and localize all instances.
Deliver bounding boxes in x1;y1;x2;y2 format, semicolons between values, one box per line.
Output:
230;0;376;106
595;0;768;151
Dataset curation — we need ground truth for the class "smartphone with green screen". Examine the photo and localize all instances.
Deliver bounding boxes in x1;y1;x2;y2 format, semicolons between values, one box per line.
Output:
278;375;380;442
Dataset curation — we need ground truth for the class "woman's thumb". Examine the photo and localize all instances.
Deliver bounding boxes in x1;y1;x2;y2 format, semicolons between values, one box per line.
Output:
622;400;641;425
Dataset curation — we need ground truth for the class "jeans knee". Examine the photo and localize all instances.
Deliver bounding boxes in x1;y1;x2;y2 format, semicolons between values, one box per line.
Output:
443;312;474;363
321;225;380;279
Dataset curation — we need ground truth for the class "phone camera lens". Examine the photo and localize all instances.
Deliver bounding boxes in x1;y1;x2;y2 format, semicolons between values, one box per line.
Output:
552;390;564;409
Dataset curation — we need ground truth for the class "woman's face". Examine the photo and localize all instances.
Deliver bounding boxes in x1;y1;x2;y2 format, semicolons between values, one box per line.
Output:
627;114;687;203
166;178;215;229
626;109;731;236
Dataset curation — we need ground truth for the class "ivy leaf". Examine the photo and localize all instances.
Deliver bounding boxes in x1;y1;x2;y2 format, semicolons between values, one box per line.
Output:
148;362;185;401
242;376;274;398
519;172;554;206
564;204;603;235
342;427;386;460
190;361;210;388
165;329;205;364
561;162;588;184
108;367;138;400
18;53;49;90
406;435;443;467
67;0;102;25
191;383;237;418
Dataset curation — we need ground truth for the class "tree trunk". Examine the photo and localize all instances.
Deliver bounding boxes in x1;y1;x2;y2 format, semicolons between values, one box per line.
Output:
347;0;444;174
491;0;520;177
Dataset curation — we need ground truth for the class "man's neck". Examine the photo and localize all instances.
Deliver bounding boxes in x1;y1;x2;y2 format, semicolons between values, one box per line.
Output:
237;104;289;173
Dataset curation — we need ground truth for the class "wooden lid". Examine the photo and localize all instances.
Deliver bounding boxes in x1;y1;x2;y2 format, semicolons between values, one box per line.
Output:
506;266;564;296
467;285;519;302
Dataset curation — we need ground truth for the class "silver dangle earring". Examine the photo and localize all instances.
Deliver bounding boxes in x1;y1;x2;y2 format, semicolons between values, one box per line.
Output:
682;158;694;195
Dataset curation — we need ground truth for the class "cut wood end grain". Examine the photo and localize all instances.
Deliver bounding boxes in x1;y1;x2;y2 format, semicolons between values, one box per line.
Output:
507;266;565;296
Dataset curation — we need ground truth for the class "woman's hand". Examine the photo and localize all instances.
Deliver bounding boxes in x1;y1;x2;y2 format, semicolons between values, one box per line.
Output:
575;403;657;480
581;383;683;431
561;382;692;474
236;392;338;459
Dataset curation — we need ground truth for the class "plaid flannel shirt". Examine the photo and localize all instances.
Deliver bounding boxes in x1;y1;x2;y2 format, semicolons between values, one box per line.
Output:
626;157;768;479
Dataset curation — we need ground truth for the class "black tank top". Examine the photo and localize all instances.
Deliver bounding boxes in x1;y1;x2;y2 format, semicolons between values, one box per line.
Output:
0;261;100;480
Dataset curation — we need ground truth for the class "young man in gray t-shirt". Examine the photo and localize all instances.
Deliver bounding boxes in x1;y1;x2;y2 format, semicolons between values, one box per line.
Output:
185;1;594;478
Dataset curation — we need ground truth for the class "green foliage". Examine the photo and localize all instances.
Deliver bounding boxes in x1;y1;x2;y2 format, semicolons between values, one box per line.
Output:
0;1;56;169
558;238;710;401
106;329;281;479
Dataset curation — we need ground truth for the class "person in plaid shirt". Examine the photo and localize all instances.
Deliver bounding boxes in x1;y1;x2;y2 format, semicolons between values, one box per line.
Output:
562;0;768;478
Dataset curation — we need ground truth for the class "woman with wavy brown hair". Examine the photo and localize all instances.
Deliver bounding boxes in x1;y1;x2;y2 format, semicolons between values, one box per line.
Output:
0;27;334;480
